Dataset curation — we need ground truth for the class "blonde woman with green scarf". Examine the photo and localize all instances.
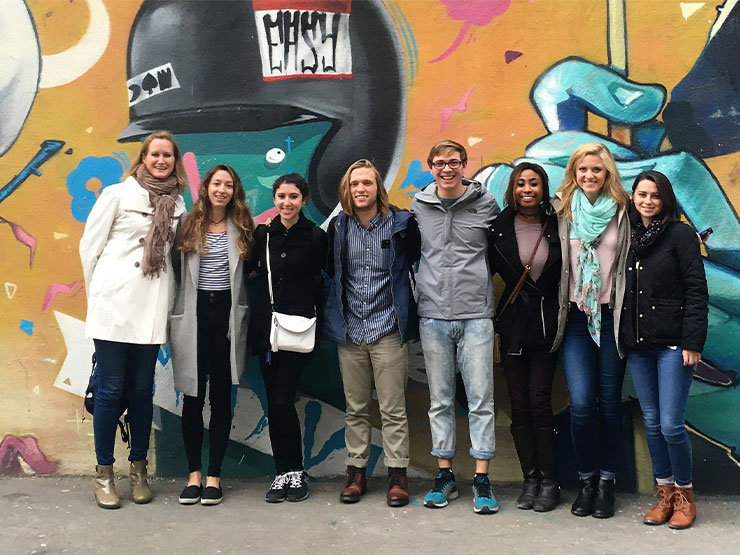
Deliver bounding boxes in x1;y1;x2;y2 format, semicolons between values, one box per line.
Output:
550;142;630;519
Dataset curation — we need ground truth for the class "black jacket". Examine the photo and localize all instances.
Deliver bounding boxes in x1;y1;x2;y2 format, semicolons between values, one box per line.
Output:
621;221;708;352
247;212;328;352
488;207;561;352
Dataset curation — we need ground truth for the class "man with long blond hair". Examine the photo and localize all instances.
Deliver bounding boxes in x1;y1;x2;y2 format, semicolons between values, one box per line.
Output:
324;159;420;507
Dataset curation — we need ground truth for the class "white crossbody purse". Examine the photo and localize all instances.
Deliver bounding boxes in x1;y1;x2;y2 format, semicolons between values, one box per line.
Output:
266;233;316;353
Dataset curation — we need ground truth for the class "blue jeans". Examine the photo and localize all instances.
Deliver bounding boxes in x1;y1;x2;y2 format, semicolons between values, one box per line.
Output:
93;339;159;465
419;317;495;460
628;346;694;486
561;307;626;479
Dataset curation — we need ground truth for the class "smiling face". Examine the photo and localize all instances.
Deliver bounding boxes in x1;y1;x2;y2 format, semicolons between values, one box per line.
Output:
430;150;466;198
207;169;234;211
274;182;306;225
349;167;379;213
514;169;544;212
575;153;606;202
142;138;175;179
633;179;663;226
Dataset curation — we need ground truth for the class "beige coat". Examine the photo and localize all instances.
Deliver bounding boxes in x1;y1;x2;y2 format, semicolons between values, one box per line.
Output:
79;176;185;344
550;193;630;357
169;216;249;397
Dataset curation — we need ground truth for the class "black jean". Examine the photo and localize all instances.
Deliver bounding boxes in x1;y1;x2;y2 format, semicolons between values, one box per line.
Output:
181;290;233;477
502;343;558;430
259;349;310;474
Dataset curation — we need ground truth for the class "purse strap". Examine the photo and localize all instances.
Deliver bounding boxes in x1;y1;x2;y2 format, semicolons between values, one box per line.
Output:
496;223;547;322
265;232;276;308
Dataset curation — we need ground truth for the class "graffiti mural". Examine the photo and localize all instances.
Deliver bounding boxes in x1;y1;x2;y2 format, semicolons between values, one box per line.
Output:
1;0;738;492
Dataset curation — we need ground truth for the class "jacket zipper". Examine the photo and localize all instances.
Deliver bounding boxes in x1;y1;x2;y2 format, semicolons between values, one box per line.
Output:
389;227;402;340
540;296;546;339
635;257;640;343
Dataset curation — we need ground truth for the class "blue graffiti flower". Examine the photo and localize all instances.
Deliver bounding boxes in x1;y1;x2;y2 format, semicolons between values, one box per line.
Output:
66;156;124;222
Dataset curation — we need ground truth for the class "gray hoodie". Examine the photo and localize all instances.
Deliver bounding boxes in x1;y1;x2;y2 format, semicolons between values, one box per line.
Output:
410;179;500;320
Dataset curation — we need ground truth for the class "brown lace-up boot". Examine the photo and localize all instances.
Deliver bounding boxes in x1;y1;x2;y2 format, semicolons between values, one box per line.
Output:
387;467;410;507
668;486;696;529
339;466;367;503
643;484;675;525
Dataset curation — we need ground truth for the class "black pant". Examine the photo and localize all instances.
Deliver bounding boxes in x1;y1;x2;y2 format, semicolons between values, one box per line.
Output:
503;344;558;430
259;349;310;474
181;290;233;477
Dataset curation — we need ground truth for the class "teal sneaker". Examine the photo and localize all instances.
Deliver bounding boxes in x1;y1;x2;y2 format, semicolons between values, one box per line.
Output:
472;474;499;514
424;469;458;508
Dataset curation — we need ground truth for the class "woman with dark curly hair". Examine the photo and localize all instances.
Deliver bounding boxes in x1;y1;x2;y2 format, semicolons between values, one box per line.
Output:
488;162;562;512
170;164;254;506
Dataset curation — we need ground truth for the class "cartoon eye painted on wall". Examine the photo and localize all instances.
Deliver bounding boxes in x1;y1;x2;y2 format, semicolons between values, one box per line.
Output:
265;147;286;168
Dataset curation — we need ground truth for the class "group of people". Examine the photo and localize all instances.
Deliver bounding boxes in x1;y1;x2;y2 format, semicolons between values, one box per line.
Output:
80;133;708;530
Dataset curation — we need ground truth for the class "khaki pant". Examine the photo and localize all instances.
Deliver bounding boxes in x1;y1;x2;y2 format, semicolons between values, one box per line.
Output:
337;331;410;468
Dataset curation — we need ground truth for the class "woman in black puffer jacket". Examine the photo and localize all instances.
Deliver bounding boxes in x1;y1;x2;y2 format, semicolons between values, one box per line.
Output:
621;170;708;530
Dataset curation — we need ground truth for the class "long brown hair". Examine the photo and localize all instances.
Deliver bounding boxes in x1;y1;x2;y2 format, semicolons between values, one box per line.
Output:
338;159;390;217
178;164;255;259
555;142;630;221
125;130;187;192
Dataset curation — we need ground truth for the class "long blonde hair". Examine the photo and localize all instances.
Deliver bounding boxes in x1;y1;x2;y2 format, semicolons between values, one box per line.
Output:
178;164;255;259
125;130;187;192
555;142;630;221
338;159;390;217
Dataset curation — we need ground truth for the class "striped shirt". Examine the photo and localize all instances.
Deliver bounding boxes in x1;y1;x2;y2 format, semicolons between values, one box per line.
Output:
344;212;396;345
197;231;230;291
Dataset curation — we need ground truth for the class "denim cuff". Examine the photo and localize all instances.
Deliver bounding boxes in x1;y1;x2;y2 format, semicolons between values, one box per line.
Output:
469;448;495;460
599;470;617;480
431;448;456;459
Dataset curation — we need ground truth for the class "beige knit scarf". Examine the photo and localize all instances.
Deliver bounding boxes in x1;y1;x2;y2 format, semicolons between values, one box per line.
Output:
135;165;179;277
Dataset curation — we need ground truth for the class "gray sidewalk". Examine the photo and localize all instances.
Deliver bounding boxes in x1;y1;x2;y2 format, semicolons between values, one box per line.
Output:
2;476;738;554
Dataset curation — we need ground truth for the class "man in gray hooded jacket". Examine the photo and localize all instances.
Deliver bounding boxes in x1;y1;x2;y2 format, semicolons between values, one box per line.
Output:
410;139;501;514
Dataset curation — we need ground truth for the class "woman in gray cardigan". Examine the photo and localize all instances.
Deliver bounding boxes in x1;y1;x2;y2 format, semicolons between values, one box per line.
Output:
170;164;254;505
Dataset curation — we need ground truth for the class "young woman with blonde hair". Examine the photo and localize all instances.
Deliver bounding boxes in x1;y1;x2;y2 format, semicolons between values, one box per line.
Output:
80;130;186;509
170;164;254;506
551;142;630;519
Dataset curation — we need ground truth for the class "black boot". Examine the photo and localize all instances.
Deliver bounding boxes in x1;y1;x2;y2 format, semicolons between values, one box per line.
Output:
571;475;599;517
510;425;539;510
533;428;560;512
592;478;616;518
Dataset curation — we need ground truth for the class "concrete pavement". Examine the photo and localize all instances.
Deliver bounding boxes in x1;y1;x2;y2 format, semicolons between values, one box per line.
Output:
2;476;738;554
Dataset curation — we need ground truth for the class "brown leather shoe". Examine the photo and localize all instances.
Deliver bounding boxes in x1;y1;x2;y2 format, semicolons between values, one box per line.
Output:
644;484;675;525
94;465;120;509
387;467;409;507
339;466;367;503
668;486;696;529
130;460;153;504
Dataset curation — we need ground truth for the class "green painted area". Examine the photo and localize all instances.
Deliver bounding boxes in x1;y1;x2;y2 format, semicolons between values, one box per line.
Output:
175;122;331;221
685;387;740;451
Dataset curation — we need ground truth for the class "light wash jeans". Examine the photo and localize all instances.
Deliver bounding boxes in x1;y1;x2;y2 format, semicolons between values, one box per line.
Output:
628;346;694;486
419;317;495;460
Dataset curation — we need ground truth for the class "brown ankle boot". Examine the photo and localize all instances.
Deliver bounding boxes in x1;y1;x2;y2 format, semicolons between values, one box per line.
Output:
643;484;675;525
95;465;120;509
668;486;696;529
130;460;153;504
339;466;367;503
387;467;409;507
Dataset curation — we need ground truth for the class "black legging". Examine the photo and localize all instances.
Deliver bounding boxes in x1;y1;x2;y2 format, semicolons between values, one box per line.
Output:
503;344;558;430
259;350;310;474
181;290;233;477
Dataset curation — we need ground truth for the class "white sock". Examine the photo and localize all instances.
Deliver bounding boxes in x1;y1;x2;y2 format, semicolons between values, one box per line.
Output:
676;483;693;489
656;476;675;486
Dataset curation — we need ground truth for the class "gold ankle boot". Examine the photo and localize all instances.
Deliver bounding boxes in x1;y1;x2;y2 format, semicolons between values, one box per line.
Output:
95;465;120;509
130;460;153;504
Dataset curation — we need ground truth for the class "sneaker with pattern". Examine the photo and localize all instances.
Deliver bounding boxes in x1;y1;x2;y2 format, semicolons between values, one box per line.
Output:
265;472;290;503
472;473;499;514
424;468;458;508
286;470;309;502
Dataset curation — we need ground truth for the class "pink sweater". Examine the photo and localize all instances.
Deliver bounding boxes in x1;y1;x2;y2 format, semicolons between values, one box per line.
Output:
569;215;618;304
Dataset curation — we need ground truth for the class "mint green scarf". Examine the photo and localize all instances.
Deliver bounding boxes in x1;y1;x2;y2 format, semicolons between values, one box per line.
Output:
569;188;617;345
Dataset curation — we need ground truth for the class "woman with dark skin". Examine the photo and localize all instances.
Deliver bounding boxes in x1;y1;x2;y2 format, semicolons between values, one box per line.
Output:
248;174;328;503
621;171;708;529
488;162;562;512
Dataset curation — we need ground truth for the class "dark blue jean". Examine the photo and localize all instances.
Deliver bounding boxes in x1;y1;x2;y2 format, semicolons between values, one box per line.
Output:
628;346;694;486
561;306;626;479
93;339;160;465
